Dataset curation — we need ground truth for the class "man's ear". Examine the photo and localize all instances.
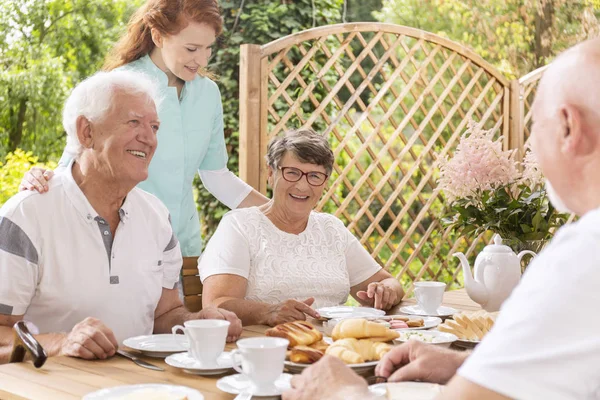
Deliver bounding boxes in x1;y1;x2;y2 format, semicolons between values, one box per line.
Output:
76;116;94;150
560;104;591;156
150;28;163;48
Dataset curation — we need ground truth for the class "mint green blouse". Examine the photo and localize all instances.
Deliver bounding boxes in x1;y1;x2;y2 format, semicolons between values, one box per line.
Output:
60;55;228;256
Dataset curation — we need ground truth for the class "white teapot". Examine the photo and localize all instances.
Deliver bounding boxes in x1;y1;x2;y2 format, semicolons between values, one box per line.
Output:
453;234;536;312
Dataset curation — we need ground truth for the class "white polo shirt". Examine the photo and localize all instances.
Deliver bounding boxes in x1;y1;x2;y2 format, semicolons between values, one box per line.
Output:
458;207;600;400
0;163;182;343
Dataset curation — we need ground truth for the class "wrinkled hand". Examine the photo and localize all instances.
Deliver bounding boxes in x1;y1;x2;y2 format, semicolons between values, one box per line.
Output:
197;307;242;342
375;340;468;384
283;355;372;400
60;317;118;360
264;297;320;326
18;167;53;193
356;282;398;310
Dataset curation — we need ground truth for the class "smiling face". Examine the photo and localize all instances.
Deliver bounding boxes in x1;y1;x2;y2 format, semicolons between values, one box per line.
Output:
269;152;329;220
86;90;160;187
154;21;216;82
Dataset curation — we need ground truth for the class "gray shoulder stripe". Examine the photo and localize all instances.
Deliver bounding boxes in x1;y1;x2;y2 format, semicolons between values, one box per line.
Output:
0;217;38;264
0;303;14;315
164;232;178;252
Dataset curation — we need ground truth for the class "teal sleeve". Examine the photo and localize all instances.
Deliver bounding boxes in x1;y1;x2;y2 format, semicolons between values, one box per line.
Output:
58;149;75;168
198;88;228;171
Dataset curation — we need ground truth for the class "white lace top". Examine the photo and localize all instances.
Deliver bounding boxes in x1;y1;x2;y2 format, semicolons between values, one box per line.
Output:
198;207;381;309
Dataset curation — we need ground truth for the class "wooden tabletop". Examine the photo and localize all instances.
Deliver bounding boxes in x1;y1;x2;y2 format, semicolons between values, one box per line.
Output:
0;289;480;400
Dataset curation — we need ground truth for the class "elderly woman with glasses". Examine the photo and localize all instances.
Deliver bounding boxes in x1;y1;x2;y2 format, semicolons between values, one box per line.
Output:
199;129;404;327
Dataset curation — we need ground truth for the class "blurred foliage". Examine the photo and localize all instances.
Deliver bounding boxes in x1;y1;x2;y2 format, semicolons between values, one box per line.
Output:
375;0;600;78
0;149;57;205
0;0;142;161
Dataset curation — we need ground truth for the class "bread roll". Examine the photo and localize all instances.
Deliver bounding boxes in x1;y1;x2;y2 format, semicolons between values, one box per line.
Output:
332;319;399;342
288;345;324;364
325;338;392;364
265;320;323;347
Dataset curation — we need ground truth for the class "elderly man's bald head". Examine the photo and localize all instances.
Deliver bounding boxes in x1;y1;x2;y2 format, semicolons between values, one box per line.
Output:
531;37;600;216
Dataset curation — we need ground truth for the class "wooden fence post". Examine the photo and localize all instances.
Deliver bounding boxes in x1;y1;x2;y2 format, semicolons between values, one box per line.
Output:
239;44;262;191
509;79;524;159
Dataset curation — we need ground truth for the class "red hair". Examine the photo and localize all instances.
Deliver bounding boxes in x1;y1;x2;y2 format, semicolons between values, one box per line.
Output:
103;0;222;72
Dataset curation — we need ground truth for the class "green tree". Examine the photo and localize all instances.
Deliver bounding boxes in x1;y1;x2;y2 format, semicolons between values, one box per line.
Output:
375;0;600;78
0;0;141;160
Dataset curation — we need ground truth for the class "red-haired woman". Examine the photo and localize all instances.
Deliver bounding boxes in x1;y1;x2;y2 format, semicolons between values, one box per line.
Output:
21;0;268;260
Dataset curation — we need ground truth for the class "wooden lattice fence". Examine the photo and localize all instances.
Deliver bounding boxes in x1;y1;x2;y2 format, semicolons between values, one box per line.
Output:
239;23;547;295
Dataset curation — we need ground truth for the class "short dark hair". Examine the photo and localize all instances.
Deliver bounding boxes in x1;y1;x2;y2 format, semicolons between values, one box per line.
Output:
266;129;334;175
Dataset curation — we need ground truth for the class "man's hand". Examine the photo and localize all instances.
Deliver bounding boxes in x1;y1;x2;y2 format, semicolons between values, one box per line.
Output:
19;168;53;192
375;340;469;384
196;307;242;342
283;355;373;400
264;298;320;326
59;317;118;360
356;282;398;310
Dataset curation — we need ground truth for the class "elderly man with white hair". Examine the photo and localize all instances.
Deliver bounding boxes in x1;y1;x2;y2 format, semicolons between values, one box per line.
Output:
0;70;241;363
284;37;600;400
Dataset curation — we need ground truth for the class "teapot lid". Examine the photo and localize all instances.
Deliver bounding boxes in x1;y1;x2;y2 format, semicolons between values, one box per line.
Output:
483;234;514;254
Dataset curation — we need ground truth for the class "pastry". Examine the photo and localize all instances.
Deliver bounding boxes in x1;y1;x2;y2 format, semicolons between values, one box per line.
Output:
332;318;399;342
265;320;323;347
325;338;392;364
437;311;498;341
288;345;325;364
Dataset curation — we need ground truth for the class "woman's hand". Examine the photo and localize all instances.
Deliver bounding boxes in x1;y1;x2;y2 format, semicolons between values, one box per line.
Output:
19;168;53;193
263;297;320;326
356;281;399;310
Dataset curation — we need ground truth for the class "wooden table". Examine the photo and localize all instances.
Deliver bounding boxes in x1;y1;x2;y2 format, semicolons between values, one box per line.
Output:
0;289;480;400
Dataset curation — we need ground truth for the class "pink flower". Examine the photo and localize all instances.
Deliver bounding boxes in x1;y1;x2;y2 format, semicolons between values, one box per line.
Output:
438;121;520;203
520;143;544;189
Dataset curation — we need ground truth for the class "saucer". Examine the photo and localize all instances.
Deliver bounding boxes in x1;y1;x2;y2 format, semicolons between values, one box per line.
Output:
83;384;204;400
216;373;292;397
165;351;233;375
399;305;458;317
122;334;187;358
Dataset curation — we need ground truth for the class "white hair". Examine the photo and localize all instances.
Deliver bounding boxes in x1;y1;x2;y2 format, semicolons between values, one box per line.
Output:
62;70;161;158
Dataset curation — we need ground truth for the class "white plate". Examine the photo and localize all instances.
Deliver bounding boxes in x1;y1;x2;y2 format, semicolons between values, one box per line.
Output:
83;383;203;400
216;373;292;397
285;360;378;377
393;330;457;348
165;351;233;375
368;382;442;399
399;305;458;318
122;334;188;358
316;306;386;320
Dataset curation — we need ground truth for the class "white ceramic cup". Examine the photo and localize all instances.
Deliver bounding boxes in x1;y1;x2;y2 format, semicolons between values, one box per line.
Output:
171;319;230;367
231;337;289;393
414;281;446;315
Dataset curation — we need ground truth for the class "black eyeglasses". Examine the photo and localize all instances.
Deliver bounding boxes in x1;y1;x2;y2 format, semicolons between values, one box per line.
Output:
277;166;329;186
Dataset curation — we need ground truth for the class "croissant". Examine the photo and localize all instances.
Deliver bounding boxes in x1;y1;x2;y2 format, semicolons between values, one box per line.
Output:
325;338;392;364
265;320;323;347
332;319;399;342
288;345;325;364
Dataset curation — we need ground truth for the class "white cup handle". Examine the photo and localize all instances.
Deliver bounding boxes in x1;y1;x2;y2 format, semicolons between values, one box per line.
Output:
230;349;244;374
171;325;189;350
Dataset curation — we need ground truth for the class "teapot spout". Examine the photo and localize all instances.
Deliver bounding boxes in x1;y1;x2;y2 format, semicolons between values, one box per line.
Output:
453;252;489;306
